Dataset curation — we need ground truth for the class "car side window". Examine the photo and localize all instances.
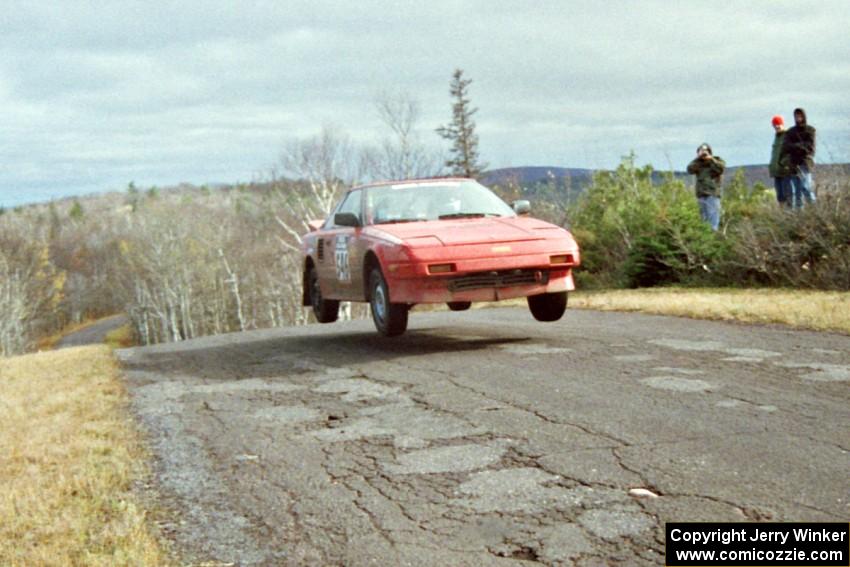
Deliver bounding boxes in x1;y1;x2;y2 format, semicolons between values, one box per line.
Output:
328;190;362;228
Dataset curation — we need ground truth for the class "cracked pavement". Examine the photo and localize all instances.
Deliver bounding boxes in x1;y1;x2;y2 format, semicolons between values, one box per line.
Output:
117;308;850;566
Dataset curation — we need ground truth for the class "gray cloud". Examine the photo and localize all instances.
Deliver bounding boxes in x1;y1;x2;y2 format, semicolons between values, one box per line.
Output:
1;0;849;206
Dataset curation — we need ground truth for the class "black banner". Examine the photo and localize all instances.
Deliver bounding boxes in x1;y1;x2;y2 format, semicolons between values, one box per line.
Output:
666;522;849;566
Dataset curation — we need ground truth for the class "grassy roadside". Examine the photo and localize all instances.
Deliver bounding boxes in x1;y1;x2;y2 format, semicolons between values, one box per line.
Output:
104;323;137;349
569;288;850;334
0;345;168;566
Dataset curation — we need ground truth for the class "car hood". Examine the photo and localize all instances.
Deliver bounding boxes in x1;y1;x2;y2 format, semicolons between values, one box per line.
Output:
369;216;567;246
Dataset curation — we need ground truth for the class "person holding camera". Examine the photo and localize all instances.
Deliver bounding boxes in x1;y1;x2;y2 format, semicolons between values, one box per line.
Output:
687;143;726;231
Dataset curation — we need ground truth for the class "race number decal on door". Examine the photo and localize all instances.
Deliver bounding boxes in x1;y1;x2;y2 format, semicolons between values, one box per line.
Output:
335;236;351;282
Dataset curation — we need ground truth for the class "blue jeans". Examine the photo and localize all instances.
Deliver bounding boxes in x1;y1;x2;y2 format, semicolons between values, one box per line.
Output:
789;166;815;209
698;196;721;231
773;177;791;206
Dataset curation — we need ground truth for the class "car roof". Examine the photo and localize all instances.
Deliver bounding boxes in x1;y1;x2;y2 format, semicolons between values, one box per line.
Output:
348;177;474;192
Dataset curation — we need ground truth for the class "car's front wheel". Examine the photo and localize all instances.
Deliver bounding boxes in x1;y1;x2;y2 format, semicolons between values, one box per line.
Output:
308;268;339;323
527;291;567;322
369;268;408;336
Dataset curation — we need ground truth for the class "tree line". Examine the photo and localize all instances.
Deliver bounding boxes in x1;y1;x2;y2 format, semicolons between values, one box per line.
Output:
0;69;485;355
2;70;847;356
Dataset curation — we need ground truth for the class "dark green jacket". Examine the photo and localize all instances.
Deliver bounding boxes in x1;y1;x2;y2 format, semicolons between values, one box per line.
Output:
782;124;816;170
687;156;726;198
769;131;793;177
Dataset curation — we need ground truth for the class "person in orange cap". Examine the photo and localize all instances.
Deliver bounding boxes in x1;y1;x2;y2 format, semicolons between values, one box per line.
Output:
768;115;792;207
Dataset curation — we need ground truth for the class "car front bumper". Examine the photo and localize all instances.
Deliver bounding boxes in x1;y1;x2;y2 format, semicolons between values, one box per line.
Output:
389;268;575;304
384;246;578;304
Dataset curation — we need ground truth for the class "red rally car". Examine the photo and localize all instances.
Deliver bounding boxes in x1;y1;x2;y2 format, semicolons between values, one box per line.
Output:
301;178;581;336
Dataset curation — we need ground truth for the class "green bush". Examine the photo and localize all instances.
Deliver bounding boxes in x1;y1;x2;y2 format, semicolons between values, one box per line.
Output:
564;156;849;290
568;156;729;288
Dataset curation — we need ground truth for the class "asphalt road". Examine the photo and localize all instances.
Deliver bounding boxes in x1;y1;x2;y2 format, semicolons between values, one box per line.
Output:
56;314;128;348
118;308;850;566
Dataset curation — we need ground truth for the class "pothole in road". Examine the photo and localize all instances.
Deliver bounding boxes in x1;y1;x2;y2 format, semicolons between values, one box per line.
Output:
650;339;726;352
491;545;540;562
723;348;782;359
453;468;628;513
251;405;322;424
614;354;655;362
384;443;509;475
652;367;704;375
650;340;782;362
312;378;404;402
488;524;597;565
310;401;486;446
508;547;538;561
497;343;572;356
812;348;841;356
189;378;304;395
722;356;766;363
577;508;655;540
640;376;714;393
715;399;778;412
775;362;850;382
536;523;595;564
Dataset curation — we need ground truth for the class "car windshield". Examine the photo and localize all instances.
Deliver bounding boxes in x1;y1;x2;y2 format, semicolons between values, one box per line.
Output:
365;180;515;225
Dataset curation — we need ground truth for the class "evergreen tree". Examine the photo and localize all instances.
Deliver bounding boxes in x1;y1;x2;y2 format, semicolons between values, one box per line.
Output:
69;200;84;221
436;69;487;178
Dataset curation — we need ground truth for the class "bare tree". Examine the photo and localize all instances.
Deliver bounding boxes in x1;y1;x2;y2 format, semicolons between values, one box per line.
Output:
277;126;358;235
362;91;443;181
274;127;363;321
0;224;64;355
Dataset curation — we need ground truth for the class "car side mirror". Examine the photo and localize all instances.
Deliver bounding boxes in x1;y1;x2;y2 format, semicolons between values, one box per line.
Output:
334;212;361;227
512;200;531;215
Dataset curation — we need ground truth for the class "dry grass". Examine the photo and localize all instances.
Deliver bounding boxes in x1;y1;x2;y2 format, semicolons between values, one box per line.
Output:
105;324;137;349
0;345;169;566
570;288;850;334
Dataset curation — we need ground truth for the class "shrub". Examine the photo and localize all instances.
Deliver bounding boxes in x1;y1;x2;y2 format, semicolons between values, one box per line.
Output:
568;156;729;288
725;192;850;289
566;157;850;291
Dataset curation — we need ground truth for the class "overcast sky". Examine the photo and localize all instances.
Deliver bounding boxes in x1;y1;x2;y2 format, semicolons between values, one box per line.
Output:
2;1;849;207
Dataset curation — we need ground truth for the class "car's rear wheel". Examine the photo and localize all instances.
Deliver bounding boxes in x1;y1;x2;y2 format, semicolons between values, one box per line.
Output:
369;268;408;336
309;268;339;323
447;301;472;311
527;291;567;322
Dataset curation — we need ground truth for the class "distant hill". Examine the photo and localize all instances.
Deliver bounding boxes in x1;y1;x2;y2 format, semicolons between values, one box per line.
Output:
7;163;846;211
482;163;850;200
481;166;596;189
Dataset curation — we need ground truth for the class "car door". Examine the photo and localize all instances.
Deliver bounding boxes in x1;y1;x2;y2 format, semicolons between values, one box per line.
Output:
318;190;364;300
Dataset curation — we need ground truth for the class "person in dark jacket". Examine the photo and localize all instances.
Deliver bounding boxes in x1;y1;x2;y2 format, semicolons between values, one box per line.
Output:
687;143;726;231
782;107;816;208
769;115;792;206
